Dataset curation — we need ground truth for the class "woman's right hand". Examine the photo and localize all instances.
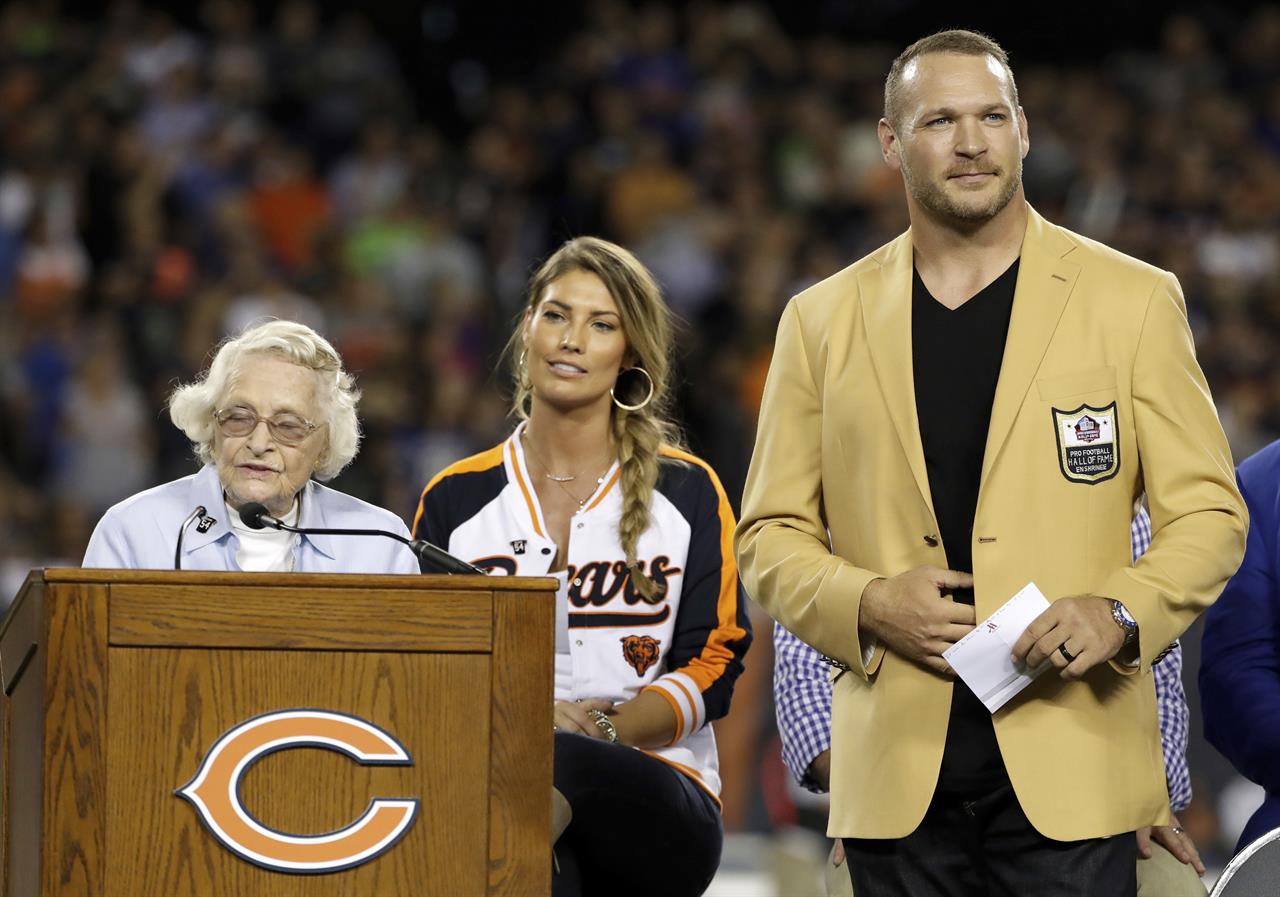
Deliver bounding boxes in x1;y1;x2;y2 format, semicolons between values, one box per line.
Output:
553;698;615;738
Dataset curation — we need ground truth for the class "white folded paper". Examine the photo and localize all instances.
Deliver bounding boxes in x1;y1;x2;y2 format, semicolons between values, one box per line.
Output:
943;582;1053;713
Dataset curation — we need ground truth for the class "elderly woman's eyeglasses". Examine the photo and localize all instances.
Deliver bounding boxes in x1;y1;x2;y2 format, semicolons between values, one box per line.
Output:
213;406;320;445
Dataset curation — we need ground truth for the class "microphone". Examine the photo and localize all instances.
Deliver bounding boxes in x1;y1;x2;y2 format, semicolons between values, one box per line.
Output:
175;505;208;570
237;502;484;575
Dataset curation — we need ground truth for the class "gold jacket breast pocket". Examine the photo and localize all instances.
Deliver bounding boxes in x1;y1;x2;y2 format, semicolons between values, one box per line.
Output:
1038;367;1120;485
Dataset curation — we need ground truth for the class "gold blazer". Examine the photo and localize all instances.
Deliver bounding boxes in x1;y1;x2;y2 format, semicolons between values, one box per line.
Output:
736;206;1247;840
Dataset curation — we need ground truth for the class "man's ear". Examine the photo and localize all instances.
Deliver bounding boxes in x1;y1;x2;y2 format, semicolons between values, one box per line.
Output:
878;118;901;170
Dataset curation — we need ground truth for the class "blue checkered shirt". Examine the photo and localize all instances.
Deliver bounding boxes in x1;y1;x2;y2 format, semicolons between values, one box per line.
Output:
772;506;1192;811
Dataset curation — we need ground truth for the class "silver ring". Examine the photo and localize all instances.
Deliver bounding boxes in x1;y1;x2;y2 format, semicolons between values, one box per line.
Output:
1058;644;1076;663
1171;826;1185;835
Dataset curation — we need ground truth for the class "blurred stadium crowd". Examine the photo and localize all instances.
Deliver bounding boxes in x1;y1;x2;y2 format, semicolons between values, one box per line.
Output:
1;0;1278;871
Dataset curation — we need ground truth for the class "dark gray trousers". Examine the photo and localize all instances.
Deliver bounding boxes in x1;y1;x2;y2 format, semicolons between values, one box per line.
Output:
843;778;1137;897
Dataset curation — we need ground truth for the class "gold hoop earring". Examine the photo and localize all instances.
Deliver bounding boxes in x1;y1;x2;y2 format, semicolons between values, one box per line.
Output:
517;350;529;387
611;367;655;412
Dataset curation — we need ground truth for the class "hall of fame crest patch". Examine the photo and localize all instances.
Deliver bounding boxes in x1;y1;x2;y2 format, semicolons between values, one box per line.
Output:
1052;402;1120;484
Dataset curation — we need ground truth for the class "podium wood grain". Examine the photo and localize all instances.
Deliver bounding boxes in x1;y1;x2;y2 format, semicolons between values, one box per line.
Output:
0;570;555;897
108;585;492;652
2;578;58;897
44;582;108;897
488;592;554;897
107;648;489;896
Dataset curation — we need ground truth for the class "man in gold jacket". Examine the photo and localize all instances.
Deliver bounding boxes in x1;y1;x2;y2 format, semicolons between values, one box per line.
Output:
735;29;1246;897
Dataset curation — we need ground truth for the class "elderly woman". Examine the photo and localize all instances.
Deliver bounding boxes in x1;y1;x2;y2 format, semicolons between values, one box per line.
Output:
83;320;418;573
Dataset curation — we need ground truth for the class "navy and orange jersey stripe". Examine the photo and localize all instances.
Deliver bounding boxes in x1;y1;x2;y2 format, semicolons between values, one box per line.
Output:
411;444;505;548
650;447;752;727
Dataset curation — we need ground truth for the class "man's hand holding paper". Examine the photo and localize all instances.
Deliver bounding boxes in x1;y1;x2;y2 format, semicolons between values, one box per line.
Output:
942;582;1132;713
1010;593;1128;680
944;583;1054;712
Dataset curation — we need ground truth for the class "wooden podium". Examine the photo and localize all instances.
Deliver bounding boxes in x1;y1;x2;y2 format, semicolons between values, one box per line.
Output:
0;569;556;897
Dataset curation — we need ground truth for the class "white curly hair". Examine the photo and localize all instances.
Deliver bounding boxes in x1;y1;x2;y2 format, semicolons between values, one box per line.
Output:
168;320;362;481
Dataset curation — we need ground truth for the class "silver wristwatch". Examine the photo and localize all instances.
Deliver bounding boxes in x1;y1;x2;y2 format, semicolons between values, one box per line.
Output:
1110;599;1138;646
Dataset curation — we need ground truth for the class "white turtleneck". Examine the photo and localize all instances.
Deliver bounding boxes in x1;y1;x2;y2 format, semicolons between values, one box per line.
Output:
227;497;301;572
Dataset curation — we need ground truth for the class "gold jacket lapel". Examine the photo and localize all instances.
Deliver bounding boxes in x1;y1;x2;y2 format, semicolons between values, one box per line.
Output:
980;208;1080;485
858;230;936;519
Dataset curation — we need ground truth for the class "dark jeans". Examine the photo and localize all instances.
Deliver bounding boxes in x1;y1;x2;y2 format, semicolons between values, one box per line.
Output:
843;779;1137;897
552;732;723;897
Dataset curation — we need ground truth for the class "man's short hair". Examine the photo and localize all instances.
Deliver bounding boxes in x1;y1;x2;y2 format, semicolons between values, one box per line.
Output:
884;29;1019;131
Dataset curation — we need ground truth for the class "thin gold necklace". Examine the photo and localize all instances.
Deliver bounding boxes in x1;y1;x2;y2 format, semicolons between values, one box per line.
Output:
522;431;612;509
551;468;609;510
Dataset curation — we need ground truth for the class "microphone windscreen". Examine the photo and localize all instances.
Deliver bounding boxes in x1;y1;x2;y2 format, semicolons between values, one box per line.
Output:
239;502;271;530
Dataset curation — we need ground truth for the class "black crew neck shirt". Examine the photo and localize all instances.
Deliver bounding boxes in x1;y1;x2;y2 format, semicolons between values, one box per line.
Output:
912;257;1019;796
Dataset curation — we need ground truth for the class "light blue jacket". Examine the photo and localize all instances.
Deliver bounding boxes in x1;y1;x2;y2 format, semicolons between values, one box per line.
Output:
83;464;420;574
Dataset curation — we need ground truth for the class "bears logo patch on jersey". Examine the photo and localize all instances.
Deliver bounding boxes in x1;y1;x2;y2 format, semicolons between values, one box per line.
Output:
620;635;661;677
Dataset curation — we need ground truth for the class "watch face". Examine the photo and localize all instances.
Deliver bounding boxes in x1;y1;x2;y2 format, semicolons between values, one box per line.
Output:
1117;603;1137;627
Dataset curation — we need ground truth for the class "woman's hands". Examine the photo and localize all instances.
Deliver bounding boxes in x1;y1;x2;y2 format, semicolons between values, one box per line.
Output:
553;698;615;738
553;690;679;748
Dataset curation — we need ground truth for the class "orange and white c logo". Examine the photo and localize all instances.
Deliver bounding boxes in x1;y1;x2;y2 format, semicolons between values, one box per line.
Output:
177;709;418;874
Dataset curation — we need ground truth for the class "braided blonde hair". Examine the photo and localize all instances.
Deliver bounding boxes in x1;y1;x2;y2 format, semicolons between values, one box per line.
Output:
509;237;683;602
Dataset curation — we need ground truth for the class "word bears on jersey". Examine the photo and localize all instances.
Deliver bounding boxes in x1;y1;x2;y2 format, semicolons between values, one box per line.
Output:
567;556;682;607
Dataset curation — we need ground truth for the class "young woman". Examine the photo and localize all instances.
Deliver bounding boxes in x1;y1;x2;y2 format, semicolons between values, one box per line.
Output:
412;237;752;897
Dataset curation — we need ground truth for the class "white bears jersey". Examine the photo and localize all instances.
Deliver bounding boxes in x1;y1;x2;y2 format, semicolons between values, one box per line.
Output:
412;423;753;799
